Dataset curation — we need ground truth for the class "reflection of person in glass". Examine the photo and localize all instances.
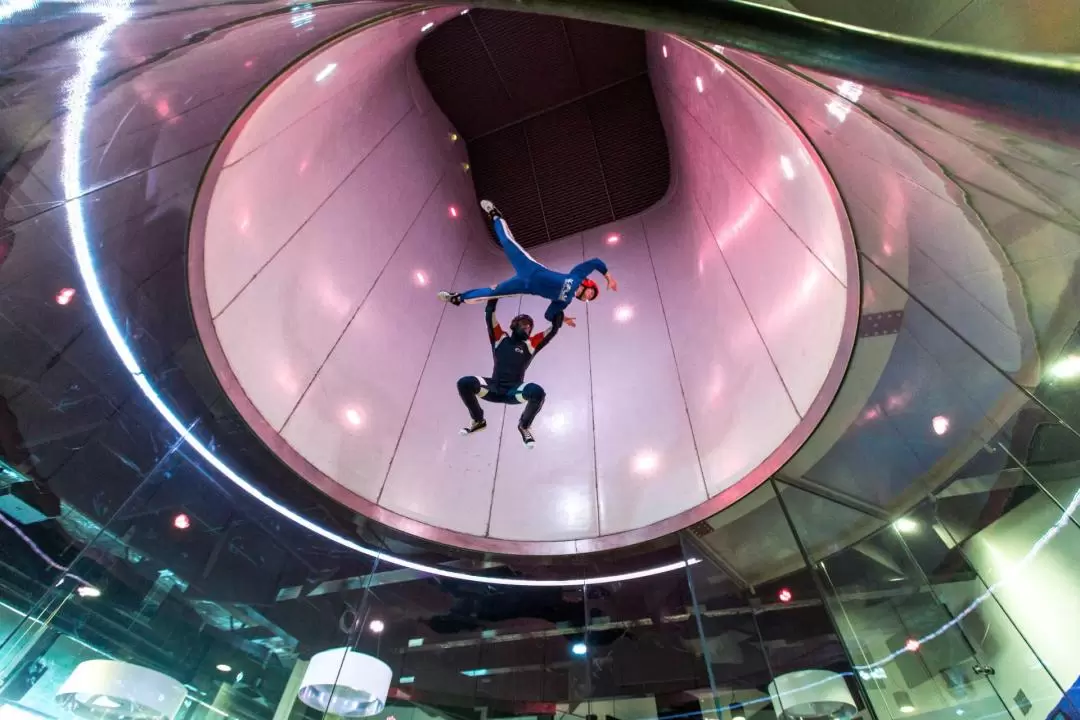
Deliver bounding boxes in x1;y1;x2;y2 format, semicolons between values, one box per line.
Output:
456;298;561;448
438;200;617;327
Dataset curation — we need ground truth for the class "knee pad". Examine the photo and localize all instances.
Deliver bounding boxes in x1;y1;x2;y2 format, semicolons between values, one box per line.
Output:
522;383;545;401
458;376;481;393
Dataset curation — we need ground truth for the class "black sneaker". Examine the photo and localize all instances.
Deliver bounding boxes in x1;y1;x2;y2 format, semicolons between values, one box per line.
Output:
480;199;502;222
460;418;487;436
438;291;463;306
518;425;535;448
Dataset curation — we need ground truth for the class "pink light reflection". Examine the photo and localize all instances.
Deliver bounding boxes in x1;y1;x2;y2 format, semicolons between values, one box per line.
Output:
414;271;428;287
449;206;458;218
55;287;76;306
345;408;364;427
614;305;634;323
606;234;620;245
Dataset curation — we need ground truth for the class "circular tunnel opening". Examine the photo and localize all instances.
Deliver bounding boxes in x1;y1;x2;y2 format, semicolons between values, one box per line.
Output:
188;7;859;554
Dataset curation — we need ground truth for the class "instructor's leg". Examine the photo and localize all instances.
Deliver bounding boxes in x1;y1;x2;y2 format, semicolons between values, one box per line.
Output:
516;383;546;429
457;376;487;422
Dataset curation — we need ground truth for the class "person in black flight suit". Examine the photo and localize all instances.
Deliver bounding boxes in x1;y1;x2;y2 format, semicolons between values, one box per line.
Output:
457;297;562;448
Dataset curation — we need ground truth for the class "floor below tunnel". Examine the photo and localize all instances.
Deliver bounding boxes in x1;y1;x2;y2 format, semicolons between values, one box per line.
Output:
188;11;859;554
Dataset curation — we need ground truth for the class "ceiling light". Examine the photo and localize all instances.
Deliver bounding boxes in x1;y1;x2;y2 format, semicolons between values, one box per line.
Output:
662;45;668;58
55;287;76;305
414;271;428;287
778;587;793;603
172;513;191;530
931;415;950;436
893;517;919;534
571;642;587;656
732;716;745;720
421;22;434;32
614;305;634;323
1050;354;1080;380
459;8;468;14
345;408;363;426
314;63;336;83
449;206;458;218
369;619;385;634
899;706;915;714
632;450;659;474
215;664;232;673
904;638;921;652
606;233;620;245
76;586;101;598
695;76;704;93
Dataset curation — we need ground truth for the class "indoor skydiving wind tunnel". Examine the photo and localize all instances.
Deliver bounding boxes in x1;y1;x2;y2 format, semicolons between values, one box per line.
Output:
4;2;1080;720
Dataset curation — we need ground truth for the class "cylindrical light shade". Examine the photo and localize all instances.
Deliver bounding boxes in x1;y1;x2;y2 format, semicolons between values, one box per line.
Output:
767;669;857;718
297;648;392;717
55;659;187;720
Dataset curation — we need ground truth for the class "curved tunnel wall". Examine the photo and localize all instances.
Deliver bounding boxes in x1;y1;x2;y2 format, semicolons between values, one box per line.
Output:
191;13;858;552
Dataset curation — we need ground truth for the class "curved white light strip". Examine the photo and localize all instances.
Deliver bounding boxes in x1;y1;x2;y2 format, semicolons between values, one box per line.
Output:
58;3;697;588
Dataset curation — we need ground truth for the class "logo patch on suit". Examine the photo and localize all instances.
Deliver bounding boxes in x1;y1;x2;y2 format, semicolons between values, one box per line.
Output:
515;347;524;354
558;278;574;302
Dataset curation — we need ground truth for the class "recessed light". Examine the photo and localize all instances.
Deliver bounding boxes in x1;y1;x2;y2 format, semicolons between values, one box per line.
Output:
932;415;950;436
369;619;385;634
893;517;919;534
571;642;587;656
55;287;76;305
173;513;191;530
314;63;337;83
216;664;232;673
76;586;101;598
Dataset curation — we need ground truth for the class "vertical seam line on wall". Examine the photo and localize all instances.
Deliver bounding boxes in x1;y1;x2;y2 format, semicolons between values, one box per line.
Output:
661;60;846;289
484;294;522;536
691;191;803;418
378;187;473;505
280;158;450;436
213;106;415;321
581;234;602;537
521;126;553;244
640;216;710;500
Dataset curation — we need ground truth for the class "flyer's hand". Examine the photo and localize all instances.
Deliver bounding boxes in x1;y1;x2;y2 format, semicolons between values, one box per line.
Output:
605;274;618;292
564;315;577;328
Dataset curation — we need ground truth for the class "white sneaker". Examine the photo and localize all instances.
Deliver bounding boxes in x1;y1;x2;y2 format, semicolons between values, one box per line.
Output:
437;291;462;305
480;199;495;214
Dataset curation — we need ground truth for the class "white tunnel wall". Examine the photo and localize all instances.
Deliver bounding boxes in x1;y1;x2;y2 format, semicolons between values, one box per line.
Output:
197;16;855;551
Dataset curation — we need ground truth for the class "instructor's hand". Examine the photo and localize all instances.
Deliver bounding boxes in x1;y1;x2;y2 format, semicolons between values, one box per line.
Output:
564;315;577;328
605;273;618;291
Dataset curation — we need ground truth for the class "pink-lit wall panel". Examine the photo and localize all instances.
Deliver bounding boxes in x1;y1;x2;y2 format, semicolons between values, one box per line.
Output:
379;242;513;536
488;235;600;542
213;106;451;429
643;189;801;497
584;220;709;535
280;170;474;498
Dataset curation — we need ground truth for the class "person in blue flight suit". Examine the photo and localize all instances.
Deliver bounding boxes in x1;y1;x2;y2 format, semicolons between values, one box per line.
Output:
438;200;617;327
456;299;560;448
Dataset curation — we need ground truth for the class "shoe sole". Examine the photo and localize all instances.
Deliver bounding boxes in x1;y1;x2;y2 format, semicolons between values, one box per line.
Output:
461;424;487;436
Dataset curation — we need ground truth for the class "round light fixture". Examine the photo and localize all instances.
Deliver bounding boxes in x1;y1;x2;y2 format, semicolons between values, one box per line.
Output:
778;587;793;603
893;517;919;534
76;586;102;599
216;664;232;673
172;513;191;530
299;649;391;717
571;642;587;656
56;660;186;720
369;619;385;634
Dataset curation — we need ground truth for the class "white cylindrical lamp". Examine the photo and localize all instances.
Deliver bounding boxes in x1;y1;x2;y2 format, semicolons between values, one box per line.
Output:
767;669;857;718
297;648;392;717
55;659;187;720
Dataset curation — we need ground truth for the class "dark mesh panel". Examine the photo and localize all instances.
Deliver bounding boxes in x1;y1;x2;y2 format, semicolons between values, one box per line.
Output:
468;11;582;115
416;9;670;246
525;102;612;240
563;19;647;93
588;76;671;218
468;126;549;248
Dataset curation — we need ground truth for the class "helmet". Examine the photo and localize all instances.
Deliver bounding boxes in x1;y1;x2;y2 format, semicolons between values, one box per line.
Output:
510;314;534;333
580;278;599;299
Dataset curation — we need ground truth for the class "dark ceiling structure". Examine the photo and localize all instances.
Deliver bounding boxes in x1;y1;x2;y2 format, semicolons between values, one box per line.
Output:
416;10;671;247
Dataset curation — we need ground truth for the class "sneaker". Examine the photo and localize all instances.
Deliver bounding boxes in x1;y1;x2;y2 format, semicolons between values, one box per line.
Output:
479;199;501;221
438;291;463;306
518;425;535;448
460;418;487;436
